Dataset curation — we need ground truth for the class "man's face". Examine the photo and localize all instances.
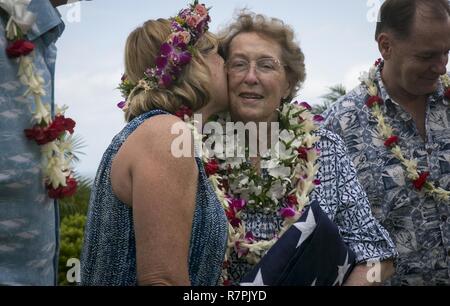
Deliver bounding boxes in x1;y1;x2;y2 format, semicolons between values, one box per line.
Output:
388;13;450;96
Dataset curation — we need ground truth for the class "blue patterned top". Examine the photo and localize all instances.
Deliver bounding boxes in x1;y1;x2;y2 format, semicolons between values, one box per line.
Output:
229;129;398;284
323;67;450;285
80;110;228;286
0;0;64;286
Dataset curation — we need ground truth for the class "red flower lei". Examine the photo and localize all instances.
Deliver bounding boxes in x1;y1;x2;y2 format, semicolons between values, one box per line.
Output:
4;9;78;199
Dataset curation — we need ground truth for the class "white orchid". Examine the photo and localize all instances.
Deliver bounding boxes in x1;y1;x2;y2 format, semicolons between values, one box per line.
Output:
32;97;51;125
4;2;78;199
441;74;450;88
266;180;286;201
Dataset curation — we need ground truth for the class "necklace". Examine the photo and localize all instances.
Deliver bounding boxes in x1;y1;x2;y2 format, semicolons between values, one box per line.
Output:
361;60;450;203
2;1;78;199
199;102;323;285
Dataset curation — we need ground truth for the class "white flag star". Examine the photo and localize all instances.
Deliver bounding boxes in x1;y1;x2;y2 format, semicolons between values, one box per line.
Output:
293;207;316;248
333;252;352;286
240;269;266;286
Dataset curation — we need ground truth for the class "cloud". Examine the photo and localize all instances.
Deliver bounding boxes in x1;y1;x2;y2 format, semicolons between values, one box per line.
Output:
55;69;126;177
343;62;372;90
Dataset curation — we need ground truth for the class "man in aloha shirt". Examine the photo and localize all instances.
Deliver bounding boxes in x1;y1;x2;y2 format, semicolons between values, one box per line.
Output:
0;0;70;285
323;0;450;285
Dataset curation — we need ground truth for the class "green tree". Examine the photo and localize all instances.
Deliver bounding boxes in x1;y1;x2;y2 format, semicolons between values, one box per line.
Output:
58;174;92;285
58;213;87;285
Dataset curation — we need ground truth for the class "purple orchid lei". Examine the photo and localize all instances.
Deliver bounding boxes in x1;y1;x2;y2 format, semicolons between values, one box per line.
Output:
118;1;211;110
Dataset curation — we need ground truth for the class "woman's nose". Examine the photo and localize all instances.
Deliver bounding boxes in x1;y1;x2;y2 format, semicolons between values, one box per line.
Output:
243;64;259;85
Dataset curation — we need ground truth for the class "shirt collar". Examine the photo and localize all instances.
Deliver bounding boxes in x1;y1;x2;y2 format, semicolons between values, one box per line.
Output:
374;64;448;109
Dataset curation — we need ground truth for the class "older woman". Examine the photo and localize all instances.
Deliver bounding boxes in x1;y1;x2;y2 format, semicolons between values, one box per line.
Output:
211;12;398;285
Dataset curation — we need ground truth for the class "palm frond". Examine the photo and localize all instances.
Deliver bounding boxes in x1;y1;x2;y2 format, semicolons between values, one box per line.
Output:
70;134;87;163
312;84;347;115
59;172;92;219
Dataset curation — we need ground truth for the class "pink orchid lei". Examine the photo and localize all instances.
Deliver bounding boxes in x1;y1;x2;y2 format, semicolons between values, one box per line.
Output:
362;59;450;202
117;1;210;111
3;3;78;199
203;102;322;285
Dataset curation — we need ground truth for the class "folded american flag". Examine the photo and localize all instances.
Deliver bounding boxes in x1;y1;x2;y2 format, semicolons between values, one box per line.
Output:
240;200;356;286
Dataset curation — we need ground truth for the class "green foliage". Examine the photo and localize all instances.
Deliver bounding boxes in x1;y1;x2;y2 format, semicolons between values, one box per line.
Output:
59;174;92;219
58;213;86;286
58;173;92;285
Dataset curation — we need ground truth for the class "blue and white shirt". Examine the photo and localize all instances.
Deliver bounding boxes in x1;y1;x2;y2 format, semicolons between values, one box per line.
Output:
323;67;450;285
0;0;64;285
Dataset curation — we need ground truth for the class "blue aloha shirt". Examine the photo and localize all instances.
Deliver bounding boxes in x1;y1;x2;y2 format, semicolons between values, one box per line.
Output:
0;0;64;285
229;129;398;284
323;66;450;286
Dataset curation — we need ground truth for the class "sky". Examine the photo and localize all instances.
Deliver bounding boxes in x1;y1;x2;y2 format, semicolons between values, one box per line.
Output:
54;0;449;178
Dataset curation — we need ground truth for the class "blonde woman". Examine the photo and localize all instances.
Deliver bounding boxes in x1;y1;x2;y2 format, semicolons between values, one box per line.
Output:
81;2;229;286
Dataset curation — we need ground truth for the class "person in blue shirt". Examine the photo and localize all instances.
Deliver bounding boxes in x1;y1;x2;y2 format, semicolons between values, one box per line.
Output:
0;0;70;285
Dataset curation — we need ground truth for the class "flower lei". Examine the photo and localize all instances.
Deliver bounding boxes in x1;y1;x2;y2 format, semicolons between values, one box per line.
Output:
201;102;323;285
2;1;78;199
117;0;210;111
361;59;450;203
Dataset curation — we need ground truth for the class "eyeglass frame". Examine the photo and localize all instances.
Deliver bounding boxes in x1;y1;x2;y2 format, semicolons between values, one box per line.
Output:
225;56;287;76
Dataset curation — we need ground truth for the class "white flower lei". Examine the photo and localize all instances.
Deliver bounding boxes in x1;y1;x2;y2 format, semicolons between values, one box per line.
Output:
2;0;78;198
361;60;450;203
201;102;322;285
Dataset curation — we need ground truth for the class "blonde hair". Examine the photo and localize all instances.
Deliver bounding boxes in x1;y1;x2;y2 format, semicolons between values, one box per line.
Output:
124;19;218;122
219;12;306;103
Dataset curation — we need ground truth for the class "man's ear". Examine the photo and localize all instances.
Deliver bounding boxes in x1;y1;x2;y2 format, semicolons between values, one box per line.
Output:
377;33;393;60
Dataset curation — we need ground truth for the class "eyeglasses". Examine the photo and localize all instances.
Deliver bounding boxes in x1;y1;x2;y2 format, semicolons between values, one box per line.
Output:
226;57;285;76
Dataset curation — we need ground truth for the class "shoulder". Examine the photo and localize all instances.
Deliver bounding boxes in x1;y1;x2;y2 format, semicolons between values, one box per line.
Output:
315;128;347;153
119;114;196;171
132;114;192;153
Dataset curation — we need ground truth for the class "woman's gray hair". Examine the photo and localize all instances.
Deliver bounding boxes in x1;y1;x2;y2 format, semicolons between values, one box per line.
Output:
219;11;306;103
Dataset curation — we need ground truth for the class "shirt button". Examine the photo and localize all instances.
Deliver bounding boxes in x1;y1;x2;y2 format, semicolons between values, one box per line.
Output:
441;215;448;222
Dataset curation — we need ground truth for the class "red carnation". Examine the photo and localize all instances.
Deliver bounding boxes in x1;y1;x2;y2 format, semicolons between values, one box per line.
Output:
24;126;48;145
286;194;298;207
225;208;241;227
174;105;193;119
6;39;35;58
366;96;384;108
374;58;383;67
445;88;450;100
47;176;78;199
46;116;66;141
412;172;429;191
205;159;219;176
62;117;76;134
297;147;308;160
384;135;400;148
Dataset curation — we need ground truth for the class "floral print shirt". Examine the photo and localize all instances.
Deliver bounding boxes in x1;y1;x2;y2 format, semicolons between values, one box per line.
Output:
0;0;64;285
